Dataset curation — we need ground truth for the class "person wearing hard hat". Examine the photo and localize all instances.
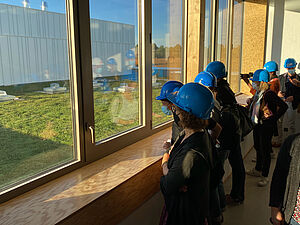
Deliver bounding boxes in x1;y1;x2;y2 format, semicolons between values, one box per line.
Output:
195;71;226;225
264;61;280;95
264;61;282;148
194;72;223;143
241;61;280;97
246;69;287;187
156;81;184;149
160;83;214;225
205;61;245;205
278;58;300;141
206;61;237;106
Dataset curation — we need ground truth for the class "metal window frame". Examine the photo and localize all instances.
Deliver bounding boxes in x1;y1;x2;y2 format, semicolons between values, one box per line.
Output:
227;0;245;93
212;0;244;94
152;0;187;129
0;0;85;204
0;0;187;203
82;0;174;162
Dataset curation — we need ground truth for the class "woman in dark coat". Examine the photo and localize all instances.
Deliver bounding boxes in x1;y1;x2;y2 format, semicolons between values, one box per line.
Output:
160;83;214;225
246;69;288;187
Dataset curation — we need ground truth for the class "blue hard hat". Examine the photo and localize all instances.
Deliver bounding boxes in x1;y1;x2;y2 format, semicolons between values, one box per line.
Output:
205;61;227;79
251;69;270;82
194;71;217;88
284;58;297;69
126;50;135;59
107;58;117;65
264;61;278;72
156;80;183;101
167;83;214;119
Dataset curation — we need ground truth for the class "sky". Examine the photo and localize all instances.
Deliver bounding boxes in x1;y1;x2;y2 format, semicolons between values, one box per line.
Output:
0;0;182;47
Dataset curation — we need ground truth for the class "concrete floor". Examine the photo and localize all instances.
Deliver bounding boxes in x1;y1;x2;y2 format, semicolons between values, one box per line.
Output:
223;147;279;225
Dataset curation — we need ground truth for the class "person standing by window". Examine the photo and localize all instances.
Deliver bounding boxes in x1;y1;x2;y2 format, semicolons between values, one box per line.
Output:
206;61;245;205
160;83;214;225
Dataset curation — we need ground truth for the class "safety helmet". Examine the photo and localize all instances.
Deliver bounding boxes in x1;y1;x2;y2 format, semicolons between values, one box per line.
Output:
107;58;117;65
205;61;227;79
194;71;217;88
284;58;297;69
250;69;270;82
126;50;135;59
167;83;214;119
264;61;278;72
156;80;183;101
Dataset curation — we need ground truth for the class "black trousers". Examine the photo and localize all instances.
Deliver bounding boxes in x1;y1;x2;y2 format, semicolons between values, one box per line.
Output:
228;135;245;201
253;122;275;177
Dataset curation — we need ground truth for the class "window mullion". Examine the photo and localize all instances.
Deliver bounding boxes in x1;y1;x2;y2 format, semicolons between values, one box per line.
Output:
142;0;153;129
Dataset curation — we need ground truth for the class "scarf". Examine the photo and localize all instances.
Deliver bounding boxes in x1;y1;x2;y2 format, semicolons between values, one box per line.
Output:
250;91;264;124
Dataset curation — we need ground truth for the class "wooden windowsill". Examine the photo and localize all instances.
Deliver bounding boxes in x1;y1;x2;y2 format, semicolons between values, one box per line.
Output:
0;127;171;225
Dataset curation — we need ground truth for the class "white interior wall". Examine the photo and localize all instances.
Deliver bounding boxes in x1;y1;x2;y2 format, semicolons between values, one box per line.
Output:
266;0;300;74
280;9;300;74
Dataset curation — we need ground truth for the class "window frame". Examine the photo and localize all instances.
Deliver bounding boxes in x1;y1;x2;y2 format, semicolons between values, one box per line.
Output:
227;0;244;93
0;0;85;203
212;0;244;93
0;0;187;202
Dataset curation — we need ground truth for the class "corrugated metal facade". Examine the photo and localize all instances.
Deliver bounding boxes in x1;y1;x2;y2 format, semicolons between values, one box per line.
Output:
0;4;135;86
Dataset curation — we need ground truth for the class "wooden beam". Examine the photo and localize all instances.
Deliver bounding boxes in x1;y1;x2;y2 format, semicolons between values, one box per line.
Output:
186;0;205;82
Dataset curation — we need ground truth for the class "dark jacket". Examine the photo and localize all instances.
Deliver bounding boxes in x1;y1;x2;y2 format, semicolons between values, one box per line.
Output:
261;90;288;124
216;79;237;106
160;131;212;225
279;73;300;110
269;133;300;221
215;80;240;149
218;105;240;150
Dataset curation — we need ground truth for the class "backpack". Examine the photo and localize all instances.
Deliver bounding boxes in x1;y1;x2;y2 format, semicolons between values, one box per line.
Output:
221;103;254;138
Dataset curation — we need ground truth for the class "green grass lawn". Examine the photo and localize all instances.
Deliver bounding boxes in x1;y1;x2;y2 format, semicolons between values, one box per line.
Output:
0;82;171;190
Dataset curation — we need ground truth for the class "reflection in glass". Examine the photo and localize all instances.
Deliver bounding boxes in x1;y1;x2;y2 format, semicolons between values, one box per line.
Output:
0;2;74;191
89;0;140;141
152;0;184;127
204;0;212;68
215;0;229;65
229;0;243;93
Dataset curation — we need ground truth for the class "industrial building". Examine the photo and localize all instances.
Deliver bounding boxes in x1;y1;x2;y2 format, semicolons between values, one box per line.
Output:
0;0;299;225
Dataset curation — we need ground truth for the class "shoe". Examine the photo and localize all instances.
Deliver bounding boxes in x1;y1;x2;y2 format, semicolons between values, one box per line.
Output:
225;194;243;205
270;152;276;159
246;168;262;177
257;177;269;187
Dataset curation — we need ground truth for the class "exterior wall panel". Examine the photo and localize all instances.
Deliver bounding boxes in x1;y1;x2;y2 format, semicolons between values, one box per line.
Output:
0;4;135;86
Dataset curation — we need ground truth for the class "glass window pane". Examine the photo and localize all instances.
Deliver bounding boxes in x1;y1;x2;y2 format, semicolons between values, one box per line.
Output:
204;0;212;68
152;0;184;127
0;2;75;191
215;0;229;65
229;0;243;93
89;0;140;142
